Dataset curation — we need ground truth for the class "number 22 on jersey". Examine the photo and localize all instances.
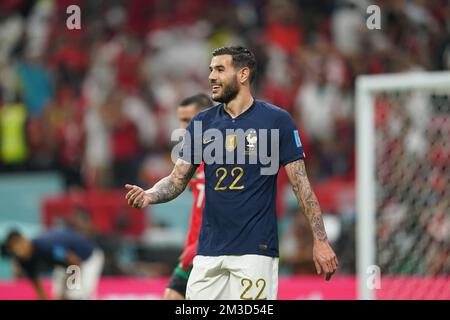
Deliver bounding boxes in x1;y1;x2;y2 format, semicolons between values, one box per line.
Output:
214;167;245;191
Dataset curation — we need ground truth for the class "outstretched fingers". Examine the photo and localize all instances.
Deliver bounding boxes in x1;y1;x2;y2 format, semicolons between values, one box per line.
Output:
125;185;144;207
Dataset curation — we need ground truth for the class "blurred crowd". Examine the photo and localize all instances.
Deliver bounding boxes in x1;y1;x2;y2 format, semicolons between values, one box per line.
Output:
0;0;449;276
375;92;449;275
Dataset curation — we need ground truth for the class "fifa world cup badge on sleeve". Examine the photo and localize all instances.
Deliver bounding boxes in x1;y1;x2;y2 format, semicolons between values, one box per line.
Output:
293;130;302;148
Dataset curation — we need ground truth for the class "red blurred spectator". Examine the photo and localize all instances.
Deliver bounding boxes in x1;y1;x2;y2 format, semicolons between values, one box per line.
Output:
264;0;303;54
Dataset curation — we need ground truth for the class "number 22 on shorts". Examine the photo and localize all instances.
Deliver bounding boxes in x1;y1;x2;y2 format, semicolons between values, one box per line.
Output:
240;278;267;300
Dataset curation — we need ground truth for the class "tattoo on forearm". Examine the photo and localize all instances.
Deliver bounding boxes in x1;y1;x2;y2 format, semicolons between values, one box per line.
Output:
147;163;195;204
311;215;328;242
286;160;328;241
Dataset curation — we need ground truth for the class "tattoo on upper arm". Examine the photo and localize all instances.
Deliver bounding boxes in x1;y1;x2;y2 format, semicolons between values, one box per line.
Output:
286;159;327;241
148;161;196;204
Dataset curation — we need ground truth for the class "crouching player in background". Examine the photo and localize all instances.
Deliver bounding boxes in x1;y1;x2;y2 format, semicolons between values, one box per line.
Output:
125;46;338;300
1;229;104;300
163;94;213;299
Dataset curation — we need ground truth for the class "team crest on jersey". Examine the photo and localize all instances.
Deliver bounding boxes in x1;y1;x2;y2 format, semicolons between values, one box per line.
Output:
225;134;238;152
245;130;258;155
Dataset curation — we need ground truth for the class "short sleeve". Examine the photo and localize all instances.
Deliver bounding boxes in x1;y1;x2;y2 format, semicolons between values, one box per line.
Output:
278;110;305;166
178;114;202;166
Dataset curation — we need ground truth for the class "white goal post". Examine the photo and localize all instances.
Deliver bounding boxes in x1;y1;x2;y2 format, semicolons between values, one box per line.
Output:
356;71;450;300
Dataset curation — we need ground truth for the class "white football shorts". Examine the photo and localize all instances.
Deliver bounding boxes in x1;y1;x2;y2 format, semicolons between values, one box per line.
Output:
186;254;279;300
53;249;104;300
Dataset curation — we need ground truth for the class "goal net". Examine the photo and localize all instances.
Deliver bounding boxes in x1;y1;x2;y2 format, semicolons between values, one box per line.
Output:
356;72;450;300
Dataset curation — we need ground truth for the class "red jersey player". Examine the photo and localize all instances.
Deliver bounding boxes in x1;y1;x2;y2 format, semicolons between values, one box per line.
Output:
163;94;213;300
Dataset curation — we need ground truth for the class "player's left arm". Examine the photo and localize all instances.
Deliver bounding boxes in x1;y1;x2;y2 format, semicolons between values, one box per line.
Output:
285;158;339;280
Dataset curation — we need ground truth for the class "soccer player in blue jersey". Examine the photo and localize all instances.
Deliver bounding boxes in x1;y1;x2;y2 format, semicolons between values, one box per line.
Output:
125;46;338;299
1;229;104;300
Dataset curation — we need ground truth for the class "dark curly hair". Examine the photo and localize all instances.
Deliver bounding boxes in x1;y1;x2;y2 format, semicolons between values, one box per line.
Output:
212;46;257;83
1;229;22;258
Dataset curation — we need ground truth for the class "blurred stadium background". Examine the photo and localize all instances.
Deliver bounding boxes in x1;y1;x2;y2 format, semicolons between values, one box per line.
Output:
0;0;448;300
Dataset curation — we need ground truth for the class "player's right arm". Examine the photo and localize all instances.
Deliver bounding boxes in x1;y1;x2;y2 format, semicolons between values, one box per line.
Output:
31;278;46;300
14;260;46;299
125;159;196;209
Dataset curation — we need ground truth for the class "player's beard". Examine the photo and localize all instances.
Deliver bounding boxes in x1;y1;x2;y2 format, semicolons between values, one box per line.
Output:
211;76;239;103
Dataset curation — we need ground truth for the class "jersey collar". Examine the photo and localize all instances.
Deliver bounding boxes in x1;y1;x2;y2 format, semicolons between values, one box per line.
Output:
220;99;257;120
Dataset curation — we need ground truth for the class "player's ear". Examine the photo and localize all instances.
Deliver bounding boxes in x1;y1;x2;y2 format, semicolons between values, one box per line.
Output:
239;67;250;84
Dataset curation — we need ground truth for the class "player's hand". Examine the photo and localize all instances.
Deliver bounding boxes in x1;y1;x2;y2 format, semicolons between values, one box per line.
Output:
125;184;150;209
313;240;338;281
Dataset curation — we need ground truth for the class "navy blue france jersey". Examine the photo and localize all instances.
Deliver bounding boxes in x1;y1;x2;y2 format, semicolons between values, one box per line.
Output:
19;230;96;279
179;99;305;257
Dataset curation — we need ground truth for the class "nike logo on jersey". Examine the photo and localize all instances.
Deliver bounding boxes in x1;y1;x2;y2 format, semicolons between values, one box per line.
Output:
203;137;215;144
